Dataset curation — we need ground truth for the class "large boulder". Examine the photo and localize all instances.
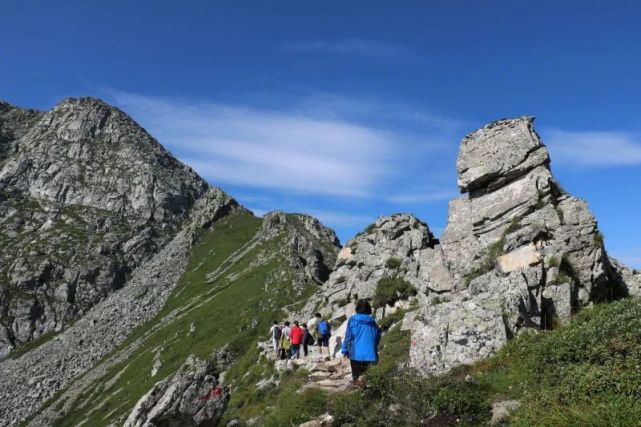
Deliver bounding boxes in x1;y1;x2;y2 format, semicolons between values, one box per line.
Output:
124;355;229;427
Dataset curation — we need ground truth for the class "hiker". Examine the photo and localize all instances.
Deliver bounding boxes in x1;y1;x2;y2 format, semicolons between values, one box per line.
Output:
269;320;282;357
290;321;303;359
341;300;381;386
280;321;292;359
315;313;332;360
302;322;314;357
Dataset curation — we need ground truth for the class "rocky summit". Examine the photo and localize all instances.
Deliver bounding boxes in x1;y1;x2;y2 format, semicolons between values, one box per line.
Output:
1;98;640;426
0;97;218;358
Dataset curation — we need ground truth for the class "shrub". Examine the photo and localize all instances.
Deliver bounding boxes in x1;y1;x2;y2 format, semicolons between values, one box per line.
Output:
372;276;417;308
463;237;505;286
385;256;402;270
594;231;605;247
364;223;377;234
378;308;407;331
506;216;522;234
556;206;565;224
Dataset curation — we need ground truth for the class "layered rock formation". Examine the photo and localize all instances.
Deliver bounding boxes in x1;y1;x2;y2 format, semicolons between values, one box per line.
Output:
124;355;229;427
313;117;636;377
409;117;629;375
0;97;212;356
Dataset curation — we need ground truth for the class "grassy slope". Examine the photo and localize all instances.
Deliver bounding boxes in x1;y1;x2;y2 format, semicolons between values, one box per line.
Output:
264;298;641;426
53;212;323;426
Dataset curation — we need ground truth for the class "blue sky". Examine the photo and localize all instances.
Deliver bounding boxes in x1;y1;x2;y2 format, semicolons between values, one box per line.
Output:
2;1;641;267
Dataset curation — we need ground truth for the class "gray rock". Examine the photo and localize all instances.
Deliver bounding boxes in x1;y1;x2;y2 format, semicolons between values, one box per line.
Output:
0;97;230;356
124;355;228;427
409;117;631;374
457;116;548;193
303;214;436;322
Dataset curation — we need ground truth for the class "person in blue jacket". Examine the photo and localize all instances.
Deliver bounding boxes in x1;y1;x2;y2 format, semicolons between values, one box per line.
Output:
341;299;381;385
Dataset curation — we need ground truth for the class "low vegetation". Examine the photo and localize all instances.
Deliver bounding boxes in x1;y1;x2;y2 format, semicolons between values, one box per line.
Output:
264;297;641;426
51;212;328;426
385;256;402;270
464;237;506;286
372;276;417;308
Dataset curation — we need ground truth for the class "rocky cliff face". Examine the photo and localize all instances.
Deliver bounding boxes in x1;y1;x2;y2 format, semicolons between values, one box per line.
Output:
0;97;213;357
409;117;626;375
314;117;637;377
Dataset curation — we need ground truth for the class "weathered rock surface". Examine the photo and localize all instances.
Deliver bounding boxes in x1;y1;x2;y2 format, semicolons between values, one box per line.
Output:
408;117;633;375
124;355;229;427
260;211;339;285
0;189;241;426
609;257;641;297
0;97;213;356
311;117;639;379
304;214;436;323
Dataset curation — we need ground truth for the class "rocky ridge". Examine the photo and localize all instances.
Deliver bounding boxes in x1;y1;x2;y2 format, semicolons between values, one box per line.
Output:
0;188;241;426
3;96;640;426
18;209;339;426
0;97;210;357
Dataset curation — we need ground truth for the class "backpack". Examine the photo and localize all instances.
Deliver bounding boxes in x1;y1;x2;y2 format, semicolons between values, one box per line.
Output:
306;332;315;345
273;326;282;340
317;320;330;336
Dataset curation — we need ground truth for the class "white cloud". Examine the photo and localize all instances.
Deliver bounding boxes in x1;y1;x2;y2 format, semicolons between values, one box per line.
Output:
281;39;419;61
107;91;454;198
544;129;641;167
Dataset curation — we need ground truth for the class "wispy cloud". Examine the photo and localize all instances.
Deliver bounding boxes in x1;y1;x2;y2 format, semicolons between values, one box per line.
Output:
281;39;419;61
544;129;641;167
107;90;456;198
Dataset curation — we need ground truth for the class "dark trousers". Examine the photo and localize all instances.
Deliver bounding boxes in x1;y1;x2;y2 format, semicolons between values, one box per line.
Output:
350;360;372;380
303;342;309;356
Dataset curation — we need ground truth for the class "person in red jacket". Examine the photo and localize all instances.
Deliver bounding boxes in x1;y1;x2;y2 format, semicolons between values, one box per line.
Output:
289;321;304;359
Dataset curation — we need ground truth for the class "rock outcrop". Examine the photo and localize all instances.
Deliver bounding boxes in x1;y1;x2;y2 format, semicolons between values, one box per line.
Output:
0;97;214;356
124;355;229;427
260;211;340;285
312;117;638;378
303;214;438;324
409;117;629;375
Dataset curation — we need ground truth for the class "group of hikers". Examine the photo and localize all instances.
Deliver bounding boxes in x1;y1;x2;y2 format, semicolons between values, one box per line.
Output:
269;300;381;385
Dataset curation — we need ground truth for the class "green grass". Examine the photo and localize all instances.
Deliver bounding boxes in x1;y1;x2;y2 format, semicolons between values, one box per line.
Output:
464;236;506;286
52;212;328;426
263;298;641;426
